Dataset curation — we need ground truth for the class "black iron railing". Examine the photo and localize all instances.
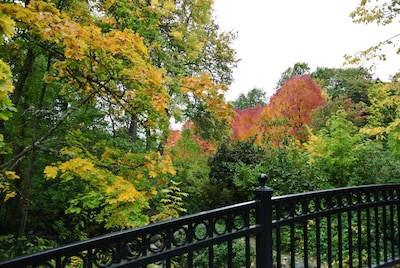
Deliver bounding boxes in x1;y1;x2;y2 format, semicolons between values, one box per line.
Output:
1;174;400;268
271;184;400;268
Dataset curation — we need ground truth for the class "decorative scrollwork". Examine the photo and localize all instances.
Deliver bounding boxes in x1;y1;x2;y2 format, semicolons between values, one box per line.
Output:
194;221;208;241
172;227;188;246
93;247;115;267
124;238;143;260
233;213;245;230
148;233;165;253
214;217;227;235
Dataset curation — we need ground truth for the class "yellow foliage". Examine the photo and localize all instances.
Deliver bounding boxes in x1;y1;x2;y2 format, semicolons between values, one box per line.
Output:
59;158;94;174
360;127;386;140
0;171;19;202
0;13;15;38
148;171;157;178
4;191;16;202
170;30;183;40
106;176;141;204
303;126;326;164
5;171;19;180
44;166;59;179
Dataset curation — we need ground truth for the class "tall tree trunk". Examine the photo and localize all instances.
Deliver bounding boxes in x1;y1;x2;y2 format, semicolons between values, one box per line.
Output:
18;55;51;237
13;48;34;107
0;48;34;167
128;116;138;142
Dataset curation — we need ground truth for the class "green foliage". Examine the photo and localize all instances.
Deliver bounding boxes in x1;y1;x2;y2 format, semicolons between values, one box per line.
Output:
276;62;310;89
311;94;368;132
193;238;255;268
0;234;57;262
311;67;374;105
151;180;187;222
209;139;265;188
351;140;400;185
232;87;268;109
262;141;329;195
167;129;212;213
305;110;364;187
208;138;326;202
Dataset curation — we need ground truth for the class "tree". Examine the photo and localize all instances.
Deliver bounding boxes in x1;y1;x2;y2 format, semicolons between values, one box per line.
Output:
232;87;267;109
0;0;237;246
275;62;311;89
305;110;364;187
165;128;212;213
0;10;17;204
207;138;266;204
345;1;400;76
231;105;264;142
311;67;375;105
311;94;368;132
360;81;400;155
263;75;325;143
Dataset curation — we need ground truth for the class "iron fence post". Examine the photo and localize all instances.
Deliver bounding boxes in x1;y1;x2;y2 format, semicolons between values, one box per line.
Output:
254;173;273;268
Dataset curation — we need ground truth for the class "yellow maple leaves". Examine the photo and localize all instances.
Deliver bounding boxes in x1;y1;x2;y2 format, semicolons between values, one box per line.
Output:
0;12;15;38
106;176;142;204
42;143;177;228
44;158;94;180
0;171;20;202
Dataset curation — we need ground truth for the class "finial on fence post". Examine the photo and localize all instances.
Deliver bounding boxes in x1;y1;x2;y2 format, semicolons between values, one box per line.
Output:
253;173;273;268
258;173;268;188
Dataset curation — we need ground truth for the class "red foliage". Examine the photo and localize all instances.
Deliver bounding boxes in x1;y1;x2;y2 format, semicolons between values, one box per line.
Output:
165;130;182;148
263;75;325;142
165;122;216;154
231;105;264;142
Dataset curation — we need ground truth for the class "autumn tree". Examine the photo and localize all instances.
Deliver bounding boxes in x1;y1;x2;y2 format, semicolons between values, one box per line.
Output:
263;75;325;143
0;9;18;205
345;1;400;76
360;81;400;155
0;0;237;248
231;105;264;142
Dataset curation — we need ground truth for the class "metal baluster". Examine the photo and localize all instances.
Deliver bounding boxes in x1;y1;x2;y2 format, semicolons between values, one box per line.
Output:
327;215;332;268
316;217;321;268
367;207;372;267
375;205;380;265
357;209;362;268
383;204;388;263
303;221;308;268
347;210;353;268
390;203;395;261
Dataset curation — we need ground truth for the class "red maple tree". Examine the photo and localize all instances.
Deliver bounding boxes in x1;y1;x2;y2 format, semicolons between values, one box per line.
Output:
262;75;325;143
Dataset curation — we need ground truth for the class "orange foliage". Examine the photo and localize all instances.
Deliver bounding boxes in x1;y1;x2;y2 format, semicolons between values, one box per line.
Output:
231;105;264;142
263;75;325;142
165;122;216;154
165;130;182;148
230;75;325;145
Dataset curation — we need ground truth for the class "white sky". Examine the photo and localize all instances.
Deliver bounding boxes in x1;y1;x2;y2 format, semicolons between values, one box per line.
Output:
213;0;400;101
